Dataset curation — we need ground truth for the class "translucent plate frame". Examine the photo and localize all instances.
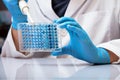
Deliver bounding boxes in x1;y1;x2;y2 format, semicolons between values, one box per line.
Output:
18;23;62;52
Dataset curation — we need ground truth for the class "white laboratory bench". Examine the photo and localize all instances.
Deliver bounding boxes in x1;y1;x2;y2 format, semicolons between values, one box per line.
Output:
0;57;120;80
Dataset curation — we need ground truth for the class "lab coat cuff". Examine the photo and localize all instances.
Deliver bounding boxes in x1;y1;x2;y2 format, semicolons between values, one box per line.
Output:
97;43;120;63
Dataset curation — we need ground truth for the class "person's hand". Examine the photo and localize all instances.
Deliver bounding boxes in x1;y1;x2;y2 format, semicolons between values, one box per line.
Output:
52;17;110;64
2;0;28;30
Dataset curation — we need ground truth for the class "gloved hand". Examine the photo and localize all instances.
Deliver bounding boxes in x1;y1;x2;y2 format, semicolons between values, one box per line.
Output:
3;0;28;30
52;17;110;64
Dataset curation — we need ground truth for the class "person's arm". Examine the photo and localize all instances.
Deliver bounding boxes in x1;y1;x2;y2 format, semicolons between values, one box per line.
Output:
106;49;119;63
2;0;28;55
12;27;28;55
11;28;19;51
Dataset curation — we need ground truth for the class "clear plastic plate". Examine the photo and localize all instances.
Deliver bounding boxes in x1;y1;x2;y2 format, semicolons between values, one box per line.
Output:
18;23;62;52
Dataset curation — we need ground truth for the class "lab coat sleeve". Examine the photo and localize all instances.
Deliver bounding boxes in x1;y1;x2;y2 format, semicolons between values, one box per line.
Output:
97;39;120;61
1;27;34;58
97;2;120;63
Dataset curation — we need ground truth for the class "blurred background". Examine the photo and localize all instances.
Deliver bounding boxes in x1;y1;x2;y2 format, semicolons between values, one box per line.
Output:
0;0;11;53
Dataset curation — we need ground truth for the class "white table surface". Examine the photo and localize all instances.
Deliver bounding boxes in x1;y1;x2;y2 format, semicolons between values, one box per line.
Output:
0;57;120;80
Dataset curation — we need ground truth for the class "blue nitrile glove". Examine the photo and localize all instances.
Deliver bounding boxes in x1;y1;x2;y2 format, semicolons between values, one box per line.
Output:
52;17;110;64
2;0;28;30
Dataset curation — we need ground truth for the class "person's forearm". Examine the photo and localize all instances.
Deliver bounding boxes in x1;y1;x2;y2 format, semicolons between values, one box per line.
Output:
11;27;27;55
11;28;19;51
106;49;119;63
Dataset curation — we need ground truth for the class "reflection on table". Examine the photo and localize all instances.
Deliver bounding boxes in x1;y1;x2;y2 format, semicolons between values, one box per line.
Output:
0;57;120;80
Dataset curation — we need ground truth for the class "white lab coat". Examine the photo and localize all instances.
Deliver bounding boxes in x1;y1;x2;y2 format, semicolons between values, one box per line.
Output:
1;0;120;60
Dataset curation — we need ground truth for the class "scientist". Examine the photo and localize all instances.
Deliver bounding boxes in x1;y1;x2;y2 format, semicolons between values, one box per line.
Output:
2;0;120;64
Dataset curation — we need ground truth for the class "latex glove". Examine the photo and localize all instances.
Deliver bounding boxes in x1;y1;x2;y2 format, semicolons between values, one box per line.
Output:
52;17;110;64
3;0;28;30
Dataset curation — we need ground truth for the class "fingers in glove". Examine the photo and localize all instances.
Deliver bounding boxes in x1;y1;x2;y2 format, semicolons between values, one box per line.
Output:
58;21;81;29
55;17;76;24
51;46;70;56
